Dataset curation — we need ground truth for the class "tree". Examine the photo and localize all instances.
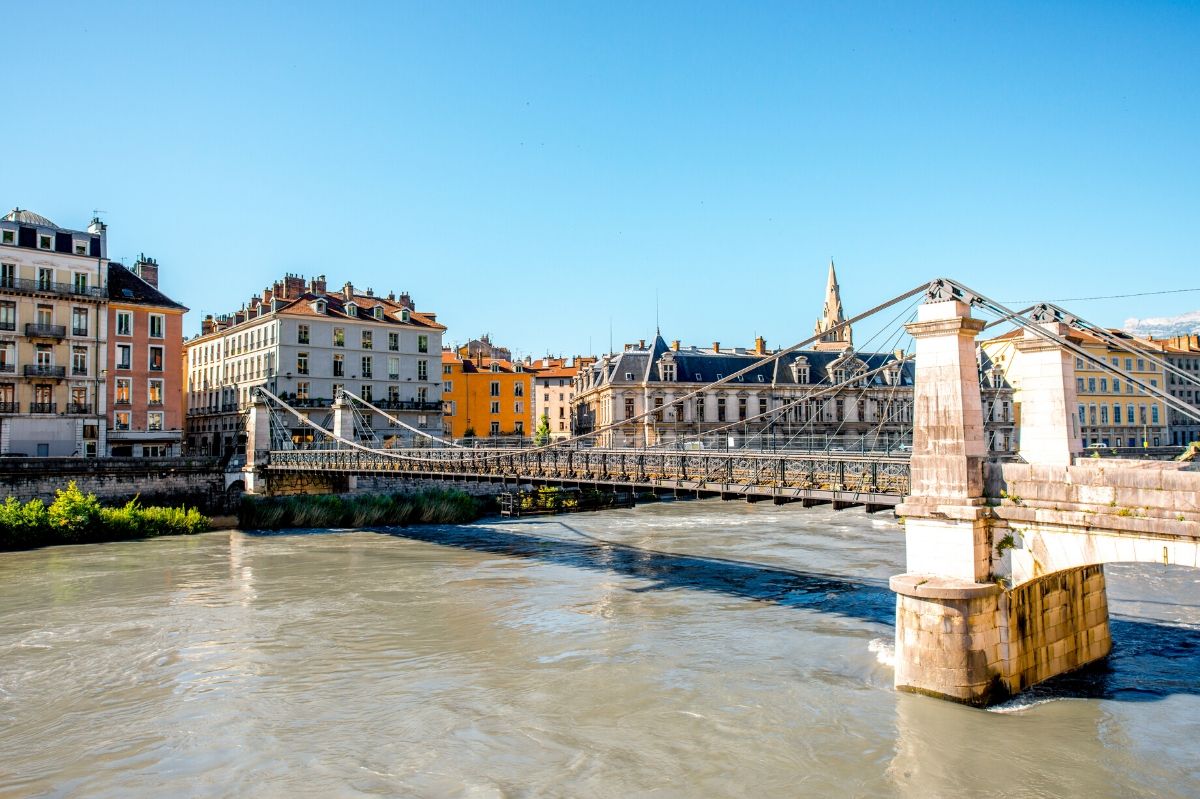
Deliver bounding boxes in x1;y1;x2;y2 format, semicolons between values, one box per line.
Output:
534;412;552;445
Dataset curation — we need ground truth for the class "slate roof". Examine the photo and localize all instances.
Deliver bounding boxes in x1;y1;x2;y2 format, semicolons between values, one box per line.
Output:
582;334;915;389
107;263;189;311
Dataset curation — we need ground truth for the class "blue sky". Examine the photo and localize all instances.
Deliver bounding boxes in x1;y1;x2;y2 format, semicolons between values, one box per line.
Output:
6;1;1198;358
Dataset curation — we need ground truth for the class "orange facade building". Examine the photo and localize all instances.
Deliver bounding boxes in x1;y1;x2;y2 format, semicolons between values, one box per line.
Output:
441;351;532;440
106;258;187;456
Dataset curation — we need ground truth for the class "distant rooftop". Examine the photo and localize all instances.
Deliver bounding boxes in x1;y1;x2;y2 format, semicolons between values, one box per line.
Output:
2;208;59;229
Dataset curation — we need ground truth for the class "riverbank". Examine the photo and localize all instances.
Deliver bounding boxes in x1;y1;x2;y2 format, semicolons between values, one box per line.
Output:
238;488;487;530
0;481;210;551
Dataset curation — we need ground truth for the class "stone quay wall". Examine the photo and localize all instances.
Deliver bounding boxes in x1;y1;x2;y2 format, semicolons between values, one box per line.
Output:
0;457;231;513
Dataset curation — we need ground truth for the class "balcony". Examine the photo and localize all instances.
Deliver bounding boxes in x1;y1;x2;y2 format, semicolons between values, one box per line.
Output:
0;363;14;374
0;321;13;332
67;403;93;415
25;323;66;340
72;327;88;337
29;402;57;414
23;365;66;379
0;276;106;300
71;366;88;376
0;402;16;413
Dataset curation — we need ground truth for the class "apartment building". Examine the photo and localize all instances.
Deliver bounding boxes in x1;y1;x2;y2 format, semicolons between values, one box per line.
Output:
0;209;108;456
530;356;594;441
1151;334;1200;447
185;275;444;455
106;257;188;456
441;350;532;440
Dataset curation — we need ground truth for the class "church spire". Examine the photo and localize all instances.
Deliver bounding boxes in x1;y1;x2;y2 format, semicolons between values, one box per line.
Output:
814;259;853;351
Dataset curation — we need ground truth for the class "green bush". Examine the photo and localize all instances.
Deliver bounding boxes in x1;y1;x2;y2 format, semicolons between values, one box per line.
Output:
0;482;210;552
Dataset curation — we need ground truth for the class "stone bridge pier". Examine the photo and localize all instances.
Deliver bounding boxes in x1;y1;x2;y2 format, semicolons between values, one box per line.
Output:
891;297;1113;706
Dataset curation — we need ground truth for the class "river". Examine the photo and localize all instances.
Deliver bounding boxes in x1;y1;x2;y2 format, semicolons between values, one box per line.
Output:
1;500;1198;798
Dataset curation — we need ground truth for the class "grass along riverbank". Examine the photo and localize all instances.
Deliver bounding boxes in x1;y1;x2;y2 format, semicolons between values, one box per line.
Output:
238;489;487;530
0;482;210;551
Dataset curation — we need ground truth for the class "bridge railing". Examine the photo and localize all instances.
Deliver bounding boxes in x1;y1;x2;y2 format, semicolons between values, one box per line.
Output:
266;447;911;496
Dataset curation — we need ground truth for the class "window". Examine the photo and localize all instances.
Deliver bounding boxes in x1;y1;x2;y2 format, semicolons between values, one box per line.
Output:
1113;378;1121;394
625;398;635;419
389;333;399;351
388;356;400;380
115;378;132;404
361;356;373;378
149;346;164;371
442;380;452;393
490;421;500;435
116;344;132;370
361;330;373;349
114;411;131;431
513;382;524;397
72;346;88;375
443;363;453;374
147;412;164;431
490;362;500;373
116;311;132;337
625;372;634;381
1127;404;1135;426
0;263;12;287
296;352;309;375
37;267;52;290
387;385;400;403
38;234;51;250
333;327;345;347
296;381;309;400
72;307;88;336
0;231;12;245
1152;405;1160;424
514;421;524;435
149;314;164;339
148;379;163;405
361;385;373;401
490;381;500;397
1100;405;1109;424
1139;404;1147;424
1088;404;1097;425
0;342;14;371
345;303;357;317
1125;358;1133;371
514;400;524;414
1113;404;1122;424
73;273;88;293
417;359;428;381
654;397;664;422
696;398;705;421
332;383;343;398
296;324;310;344
717;398;727;422
760;397;768;416
1088;378;1096;393
1099;378;1108;392
0;301;13;331
374;306;384;320
418;335;428;353
333;354;344;377
490;401;500;414
1137;358;1146;371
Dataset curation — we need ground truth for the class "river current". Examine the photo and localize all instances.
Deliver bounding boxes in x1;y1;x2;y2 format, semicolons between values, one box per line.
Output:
1;500;1198;798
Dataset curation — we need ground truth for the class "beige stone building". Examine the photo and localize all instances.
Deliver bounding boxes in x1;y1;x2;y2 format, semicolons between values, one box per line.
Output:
0;209;108;456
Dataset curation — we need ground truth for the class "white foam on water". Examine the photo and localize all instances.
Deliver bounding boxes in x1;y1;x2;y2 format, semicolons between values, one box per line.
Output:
987;695;1084;714
868;637;895;668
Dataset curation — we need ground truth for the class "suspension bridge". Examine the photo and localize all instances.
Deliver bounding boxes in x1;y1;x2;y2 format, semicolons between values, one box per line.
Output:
240;275;1200;707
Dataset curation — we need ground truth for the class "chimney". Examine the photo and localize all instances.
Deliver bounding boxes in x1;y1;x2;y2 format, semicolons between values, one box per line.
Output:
201;315;215;335
133;254;159;288
398;292;413;309
365;287;374;297
639;339;646;349
262;287;273;304
671;340;680;351
754;336;766;355
283;273;305;299
387;291;395;301
309;275;327;295
343;281;355;299
712;341;720;353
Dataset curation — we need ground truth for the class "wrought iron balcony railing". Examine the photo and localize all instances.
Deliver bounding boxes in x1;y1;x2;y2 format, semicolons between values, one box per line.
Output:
29;402;57;414
0;276;105;299
25;323;66;339
0;402;17;413
0;363;14;374
23;365;66;378
67;403;93;414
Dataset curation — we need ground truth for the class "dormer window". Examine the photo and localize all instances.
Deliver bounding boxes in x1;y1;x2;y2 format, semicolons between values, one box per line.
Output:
490;362;500;372
73;241;87;255
624;372;634;381
790;362;810;384
374;306;384;320
659;362;676;381
37;234;51;250
344;302;357;317
312;299;327;315
398;309;410;323
695;372;702;381
1;230;13;245
757;375;765;382
514;364;523;372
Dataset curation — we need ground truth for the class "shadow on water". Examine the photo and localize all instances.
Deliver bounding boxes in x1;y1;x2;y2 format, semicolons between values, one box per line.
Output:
251;520;1200;703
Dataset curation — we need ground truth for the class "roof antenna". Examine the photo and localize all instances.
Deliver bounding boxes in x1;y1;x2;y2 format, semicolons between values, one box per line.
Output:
655;289;660;336
608;317;613;355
